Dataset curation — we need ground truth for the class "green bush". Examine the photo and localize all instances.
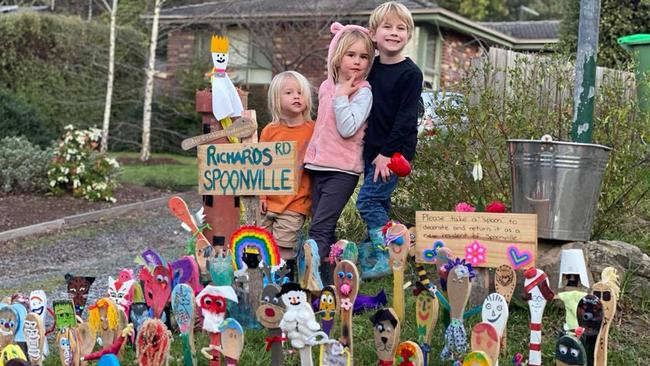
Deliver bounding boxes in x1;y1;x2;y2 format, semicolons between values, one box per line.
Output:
0;13;145;143
0;136;53;194
0;88;58;147
394;52;649;240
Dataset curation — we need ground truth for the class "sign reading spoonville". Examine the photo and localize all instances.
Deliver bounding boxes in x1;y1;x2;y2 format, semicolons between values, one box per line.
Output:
198;141;297;195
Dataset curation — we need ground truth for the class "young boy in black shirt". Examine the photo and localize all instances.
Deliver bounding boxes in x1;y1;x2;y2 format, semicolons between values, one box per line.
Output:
358;1;423;279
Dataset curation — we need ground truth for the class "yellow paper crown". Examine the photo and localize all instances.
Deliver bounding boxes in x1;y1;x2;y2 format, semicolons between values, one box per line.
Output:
244;246;259;255
211;35;229;53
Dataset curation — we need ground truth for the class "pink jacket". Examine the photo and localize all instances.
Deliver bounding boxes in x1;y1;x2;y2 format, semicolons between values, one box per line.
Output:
304;22;370;174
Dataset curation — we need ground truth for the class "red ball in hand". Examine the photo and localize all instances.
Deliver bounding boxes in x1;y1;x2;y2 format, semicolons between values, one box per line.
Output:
387;152;411;177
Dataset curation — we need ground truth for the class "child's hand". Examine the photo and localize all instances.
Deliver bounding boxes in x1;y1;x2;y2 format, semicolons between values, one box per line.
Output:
372;154;392;182
260;199;268;215
335;73;361;97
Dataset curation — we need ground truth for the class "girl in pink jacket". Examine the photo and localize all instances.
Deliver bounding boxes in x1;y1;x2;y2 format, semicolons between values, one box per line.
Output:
304;22;374;284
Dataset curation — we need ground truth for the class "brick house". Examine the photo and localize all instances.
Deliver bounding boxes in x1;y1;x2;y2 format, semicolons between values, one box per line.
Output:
154;0;559;117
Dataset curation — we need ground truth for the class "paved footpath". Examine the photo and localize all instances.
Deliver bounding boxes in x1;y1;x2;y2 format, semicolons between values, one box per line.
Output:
0;193;202;303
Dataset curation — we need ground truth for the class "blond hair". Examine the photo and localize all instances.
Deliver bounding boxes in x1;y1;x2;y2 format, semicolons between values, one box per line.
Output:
268;71;313;123
369;1;415;40
330;30;375;83
87;298;119;334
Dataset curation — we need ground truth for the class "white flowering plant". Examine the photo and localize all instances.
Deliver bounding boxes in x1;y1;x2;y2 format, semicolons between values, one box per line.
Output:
48;125;121;202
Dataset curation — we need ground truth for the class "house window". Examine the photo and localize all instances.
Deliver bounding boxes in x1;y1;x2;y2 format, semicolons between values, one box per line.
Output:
197;27;273;85
226;27;273;85
409;26;441;90
425;30;442;90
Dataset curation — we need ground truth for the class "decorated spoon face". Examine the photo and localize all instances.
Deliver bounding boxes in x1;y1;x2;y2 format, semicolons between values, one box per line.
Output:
65;274;95;316
57;328;80;366
53;300;77;331
386;223;410;269
370;308;400;361
29;291;47;319
591;282;616;321
470;322;500;364
395;341;423;365
555;333;587;366
577;295;603;337
318;286;337;322
136;319;172;366
445;260;474;319
0;307;18;349
481;293;509;337
255;284;285;329
415;288;438;344
333;260;359;312
171;284;195;335
462;350;492;366
495;264;516;302
23;313;45;365
217;318;244;361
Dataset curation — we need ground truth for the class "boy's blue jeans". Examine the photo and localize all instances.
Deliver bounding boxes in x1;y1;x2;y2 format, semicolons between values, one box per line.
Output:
357;161;398;230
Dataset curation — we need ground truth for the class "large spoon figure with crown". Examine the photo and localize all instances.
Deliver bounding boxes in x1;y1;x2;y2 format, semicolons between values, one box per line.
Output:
208;35;244;142
181;35;255;150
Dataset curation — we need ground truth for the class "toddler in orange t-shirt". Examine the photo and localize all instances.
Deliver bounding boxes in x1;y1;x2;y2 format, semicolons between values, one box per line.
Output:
259;71;314;262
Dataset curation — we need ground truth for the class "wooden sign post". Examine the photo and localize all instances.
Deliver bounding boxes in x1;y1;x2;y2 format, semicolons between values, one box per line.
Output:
198;141;297;196
415;211;537;268
194;90;244;251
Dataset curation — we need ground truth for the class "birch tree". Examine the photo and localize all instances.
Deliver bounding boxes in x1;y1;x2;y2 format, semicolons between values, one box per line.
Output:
99;0;118;153
140;0;165;162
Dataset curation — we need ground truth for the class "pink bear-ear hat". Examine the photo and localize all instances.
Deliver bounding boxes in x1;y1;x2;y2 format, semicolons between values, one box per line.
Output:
326;22;371;79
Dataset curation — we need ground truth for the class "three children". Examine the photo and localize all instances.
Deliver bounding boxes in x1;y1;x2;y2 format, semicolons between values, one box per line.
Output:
259;1;422;281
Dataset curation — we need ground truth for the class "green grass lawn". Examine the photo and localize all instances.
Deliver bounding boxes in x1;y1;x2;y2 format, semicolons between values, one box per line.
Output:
111;152;198;190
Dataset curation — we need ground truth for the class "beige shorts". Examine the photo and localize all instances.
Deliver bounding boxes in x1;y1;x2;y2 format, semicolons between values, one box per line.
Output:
260;210;305;260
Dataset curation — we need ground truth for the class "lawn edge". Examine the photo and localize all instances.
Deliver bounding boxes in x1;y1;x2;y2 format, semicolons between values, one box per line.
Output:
0;190;196;243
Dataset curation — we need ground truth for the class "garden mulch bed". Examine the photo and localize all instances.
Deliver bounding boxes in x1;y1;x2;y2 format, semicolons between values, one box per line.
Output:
0;183;170;232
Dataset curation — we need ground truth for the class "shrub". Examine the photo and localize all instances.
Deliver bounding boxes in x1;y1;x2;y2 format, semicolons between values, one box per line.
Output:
0;89;58;147
48;125;121;202
0;136;53;194
394;52;649;240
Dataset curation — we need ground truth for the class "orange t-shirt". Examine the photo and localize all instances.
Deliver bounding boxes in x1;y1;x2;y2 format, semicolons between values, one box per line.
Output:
259;120;314;216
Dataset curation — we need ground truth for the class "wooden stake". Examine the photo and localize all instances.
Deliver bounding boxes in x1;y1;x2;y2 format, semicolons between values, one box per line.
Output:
334;260;359;358
495;264;516;354
386;223;410;322
172;284;197;366
414;282;439;366
593;268;619;366
255;284;285;366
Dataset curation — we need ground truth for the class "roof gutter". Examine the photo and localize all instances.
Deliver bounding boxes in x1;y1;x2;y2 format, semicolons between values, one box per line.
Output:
412;8;557;50
149;5;558;50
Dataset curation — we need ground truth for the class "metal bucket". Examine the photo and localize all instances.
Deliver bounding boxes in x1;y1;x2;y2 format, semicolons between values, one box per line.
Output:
508;139;611;241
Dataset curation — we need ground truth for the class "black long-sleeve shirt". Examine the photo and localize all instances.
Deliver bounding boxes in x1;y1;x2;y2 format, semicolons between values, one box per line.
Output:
363;57;423;162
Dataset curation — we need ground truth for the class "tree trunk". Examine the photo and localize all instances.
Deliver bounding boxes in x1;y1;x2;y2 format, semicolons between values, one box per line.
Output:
140;0;163;162
100;0;118;153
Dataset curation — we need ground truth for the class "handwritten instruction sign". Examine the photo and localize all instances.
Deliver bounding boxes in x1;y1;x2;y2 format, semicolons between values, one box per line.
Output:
415;211;537;268
198;141;296;195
